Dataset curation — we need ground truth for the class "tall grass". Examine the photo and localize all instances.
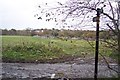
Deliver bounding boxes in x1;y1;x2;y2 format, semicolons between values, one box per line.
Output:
2;36;113;62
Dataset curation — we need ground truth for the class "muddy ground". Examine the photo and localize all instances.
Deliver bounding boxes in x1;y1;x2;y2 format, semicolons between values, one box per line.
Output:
1;57;118;79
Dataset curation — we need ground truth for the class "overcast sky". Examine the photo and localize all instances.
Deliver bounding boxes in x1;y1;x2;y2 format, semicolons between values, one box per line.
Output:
0;0;118;30
0;0;67;30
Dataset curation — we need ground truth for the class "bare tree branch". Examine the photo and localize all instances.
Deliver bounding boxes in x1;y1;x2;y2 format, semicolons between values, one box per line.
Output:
108;0;115;19
99;52;118;73
106;23;118;35
83;36;118;73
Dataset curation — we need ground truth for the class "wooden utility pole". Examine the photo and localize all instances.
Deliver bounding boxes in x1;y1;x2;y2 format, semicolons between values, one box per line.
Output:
93;8;103;80
94;8;100;80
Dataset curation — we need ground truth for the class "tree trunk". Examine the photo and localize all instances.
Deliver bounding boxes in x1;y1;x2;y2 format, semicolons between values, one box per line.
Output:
118;29;120;78
118;1;120;78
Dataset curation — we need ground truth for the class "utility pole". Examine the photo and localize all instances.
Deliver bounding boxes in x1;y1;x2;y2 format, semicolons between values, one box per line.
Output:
94;8;100;80
93;8;103;80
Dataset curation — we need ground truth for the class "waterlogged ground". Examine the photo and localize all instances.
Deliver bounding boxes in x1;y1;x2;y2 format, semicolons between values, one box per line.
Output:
1;58;118;79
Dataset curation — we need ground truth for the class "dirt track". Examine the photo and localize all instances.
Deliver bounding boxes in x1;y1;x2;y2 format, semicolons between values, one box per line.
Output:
2;62;118;79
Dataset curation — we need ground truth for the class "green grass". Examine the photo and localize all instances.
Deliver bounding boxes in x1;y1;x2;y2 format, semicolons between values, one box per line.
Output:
2;35;114;63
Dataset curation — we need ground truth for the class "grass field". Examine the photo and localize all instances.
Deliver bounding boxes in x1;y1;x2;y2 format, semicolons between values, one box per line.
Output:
2;35;113;63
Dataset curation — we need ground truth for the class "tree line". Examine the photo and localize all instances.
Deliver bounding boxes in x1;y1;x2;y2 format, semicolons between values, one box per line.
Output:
1;28;113;40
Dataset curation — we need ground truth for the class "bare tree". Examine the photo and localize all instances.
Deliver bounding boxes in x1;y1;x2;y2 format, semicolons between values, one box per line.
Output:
37;0;120;77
